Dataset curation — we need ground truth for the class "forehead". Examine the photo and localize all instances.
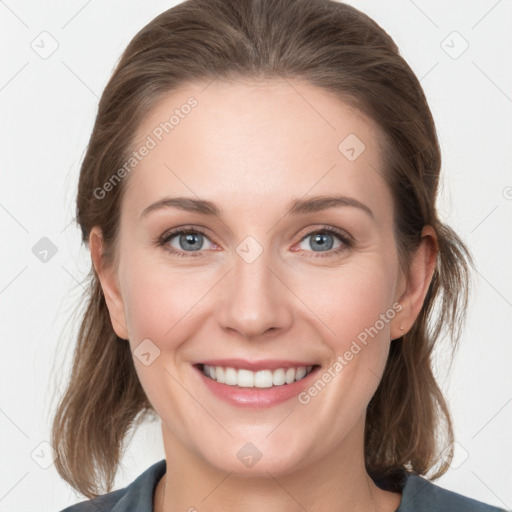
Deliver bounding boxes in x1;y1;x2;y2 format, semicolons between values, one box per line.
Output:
123;79;392;223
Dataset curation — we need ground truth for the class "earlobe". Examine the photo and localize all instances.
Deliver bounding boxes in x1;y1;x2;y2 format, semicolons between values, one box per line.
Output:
391;226;438;340
89;227;129;340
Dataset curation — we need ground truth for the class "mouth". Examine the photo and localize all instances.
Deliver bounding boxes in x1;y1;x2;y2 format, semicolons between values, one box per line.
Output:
192;360;321;408
197;363;317;388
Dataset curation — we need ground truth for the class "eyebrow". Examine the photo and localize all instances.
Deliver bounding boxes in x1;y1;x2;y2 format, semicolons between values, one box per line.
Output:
140;194;374;219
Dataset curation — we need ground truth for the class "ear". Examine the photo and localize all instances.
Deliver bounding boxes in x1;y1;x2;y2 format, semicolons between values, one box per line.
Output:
391;225;438;340
89;226;129;340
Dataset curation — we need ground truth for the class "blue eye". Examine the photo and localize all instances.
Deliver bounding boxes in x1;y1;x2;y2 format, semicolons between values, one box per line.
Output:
159;229;215;257
157;225;352;258
301;231;339;252
296;227;352;258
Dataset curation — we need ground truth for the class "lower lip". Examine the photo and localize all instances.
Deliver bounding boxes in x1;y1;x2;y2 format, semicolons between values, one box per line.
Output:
194;365;320;408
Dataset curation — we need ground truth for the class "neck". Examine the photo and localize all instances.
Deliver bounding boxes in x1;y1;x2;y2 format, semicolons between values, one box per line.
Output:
155;419;401;512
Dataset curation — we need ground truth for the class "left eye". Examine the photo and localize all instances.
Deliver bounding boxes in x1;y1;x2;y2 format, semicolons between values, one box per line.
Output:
296;229;347;255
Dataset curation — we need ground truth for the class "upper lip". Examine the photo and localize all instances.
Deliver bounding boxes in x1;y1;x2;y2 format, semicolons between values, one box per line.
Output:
195;359;319;371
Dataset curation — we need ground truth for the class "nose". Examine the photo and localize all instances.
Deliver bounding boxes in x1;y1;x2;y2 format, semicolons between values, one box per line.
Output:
216;242;293;340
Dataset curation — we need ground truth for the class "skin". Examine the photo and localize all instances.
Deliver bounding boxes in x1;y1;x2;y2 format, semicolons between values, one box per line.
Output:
90;79;437;512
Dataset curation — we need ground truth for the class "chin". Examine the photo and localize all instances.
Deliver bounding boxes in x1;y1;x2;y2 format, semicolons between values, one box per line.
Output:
198;435;311;477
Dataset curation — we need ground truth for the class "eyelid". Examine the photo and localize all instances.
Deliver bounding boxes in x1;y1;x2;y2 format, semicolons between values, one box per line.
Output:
295;224;353;244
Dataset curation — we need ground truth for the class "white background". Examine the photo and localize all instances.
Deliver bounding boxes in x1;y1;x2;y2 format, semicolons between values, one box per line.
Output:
1;0;511;510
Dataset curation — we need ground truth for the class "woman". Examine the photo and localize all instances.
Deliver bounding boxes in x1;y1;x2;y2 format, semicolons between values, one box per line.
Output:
52;0;505;510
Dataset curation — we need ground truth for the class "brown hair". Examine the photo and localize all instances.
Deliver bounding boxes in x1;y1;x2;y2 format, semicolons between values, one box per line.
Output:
50;0;472;498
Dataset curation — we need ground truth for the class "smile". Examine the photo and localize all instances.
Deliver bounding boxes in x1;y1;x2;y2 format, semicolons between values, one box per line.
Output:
201;364;315;388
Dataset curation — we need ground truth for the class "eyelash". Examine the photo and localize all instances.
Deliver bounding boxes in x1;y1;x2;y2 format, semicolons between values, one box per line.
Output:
156;225;354;259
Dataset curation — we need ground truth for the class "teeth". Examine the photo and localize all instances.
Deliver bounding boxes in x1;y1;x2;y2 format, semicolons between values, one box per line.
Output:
295;367;307;380
201;364;315;388
285;367;295;384
272;368;286;386
254;370;273;388
237;369;255;387
225;367;237;385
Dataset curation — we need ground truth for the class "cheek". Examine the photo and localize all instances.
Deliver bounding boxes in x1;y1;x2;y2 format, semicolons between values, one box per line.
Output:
301;259;397;404
290;263;397;429
120;253;209;344
303;258;397;344
118;257;206;422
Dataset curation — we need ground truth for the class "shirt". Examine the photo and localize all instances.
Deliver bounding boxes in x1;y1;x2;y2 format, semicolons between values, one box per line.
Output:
58;458;507;511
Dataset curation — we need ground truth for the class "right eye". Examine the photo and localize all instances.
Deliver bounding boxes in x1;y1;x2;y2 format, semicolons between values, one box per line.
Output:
158;228;217;257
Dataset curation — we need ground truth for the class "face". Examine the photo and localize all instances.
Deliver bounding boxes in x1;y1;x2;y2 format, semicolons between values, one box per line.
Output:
94;79;418;476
